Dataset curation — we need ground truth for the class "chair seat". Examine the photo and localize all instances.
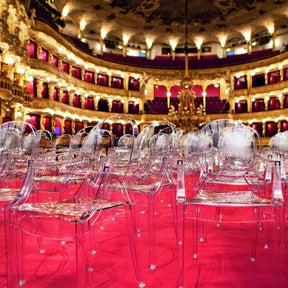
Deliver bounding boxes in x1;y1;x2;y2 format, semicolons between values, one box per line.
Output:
0;187;21;201
187;190;273;206
15;198;125;222
35;175;69;183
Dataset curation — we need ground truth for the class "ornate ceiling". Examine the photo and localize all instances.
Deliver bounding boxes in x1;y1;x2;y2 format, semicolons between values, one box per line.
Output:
53;0;288;49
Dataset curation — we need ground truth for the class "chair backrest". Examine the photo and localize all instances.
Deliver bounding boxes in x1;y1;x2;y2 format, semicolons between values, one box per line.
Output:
0;122;37;201
197;119;260;180
268;131;288;153
136;121;177;153
217;124;257;174
55;134;72;153
81;128;113;157
200;118;242;149
0;121;37;154
93;115;139;163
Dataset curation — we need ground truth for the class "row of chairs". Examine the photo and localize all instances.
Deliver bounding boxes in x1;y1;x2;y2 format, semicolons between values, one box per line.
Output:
0;116;286;287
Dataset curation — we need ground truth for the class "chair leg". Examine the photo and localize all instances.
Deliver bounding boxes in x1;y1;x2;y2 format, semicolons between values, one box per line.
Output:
125;203;146;288
75;223;90;288
274;204;285;287
5;209;25;288
250;207;260;262
176;201;185;288
147;193;156;270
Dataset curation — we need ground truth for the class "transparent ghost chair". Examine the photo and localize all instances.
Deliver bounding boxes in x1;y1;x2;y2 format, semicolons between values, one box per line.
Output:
123;121;177;271
4;157;145;288
268;131;288;176
69;126;94;159
91;115;140;180
32;129;55;160
55;133;72;157
0;121;37;203
176;123;285;288
0;121;38;286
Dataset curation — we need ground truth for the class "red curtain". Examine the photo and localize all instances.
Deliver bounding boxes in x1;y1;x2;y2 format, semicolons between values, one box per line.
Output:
128;101;139;114
206;84;220;97
26;114;40;130
128;77;139;91
112;124;123;137
61;61;69;73
268;70;280;84
50;54;58;67
27;41;37;58
154;85;167;98
283;95;288;108
252;99;265;112
111;100;123;113
64;119;72;134
72;66;82;79
72;95;81;108
84;97;94;110
268;97;280;110
235;100;248;113
251;122;263;137
43;116;52;132
111;76;123;89
53;87;59;101
41;83;49;98
193;85;203;98
39;48;49;61
54;118;62;136
280;121;288;132
27;78;37;97
265;122;278;137
75;121;84;134
170;85;181;98
234;75;247;90
84;71;95;83
97;74;109;86
3;117;12;123
62;91;69;104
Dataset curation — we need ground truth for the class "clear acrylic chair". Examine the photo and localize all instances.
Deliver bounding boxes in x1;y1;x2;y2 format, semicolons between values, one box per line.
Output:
4;158;145;288
176;123;285;288
123;121;177;271
0;121;37;203
0;121;37;286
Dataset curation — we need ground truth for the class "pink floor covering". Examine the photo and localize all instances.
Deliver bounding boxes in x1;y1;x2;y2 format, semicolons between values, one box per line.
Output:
0;185;287;288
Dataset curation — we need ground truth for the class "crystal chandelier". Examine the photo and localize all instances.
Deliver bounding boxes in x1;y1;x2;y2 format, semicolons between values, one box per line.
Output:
167;0;209;132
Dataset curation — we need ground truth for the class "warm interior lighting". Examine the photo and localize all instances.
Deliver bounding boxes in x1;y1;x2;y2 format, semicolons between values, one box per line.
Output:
145;38;154;49
80;19;86;31
169;39;178;50
62;6;69;18
267;24;275;34
122;34;131;45
242;29;251;42
194;37;204;49
218;34;228;48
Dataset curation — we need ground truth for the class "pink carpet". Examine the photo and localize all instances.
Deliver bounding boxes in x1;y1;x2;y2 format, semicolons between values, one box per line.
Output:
0;184;287;288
